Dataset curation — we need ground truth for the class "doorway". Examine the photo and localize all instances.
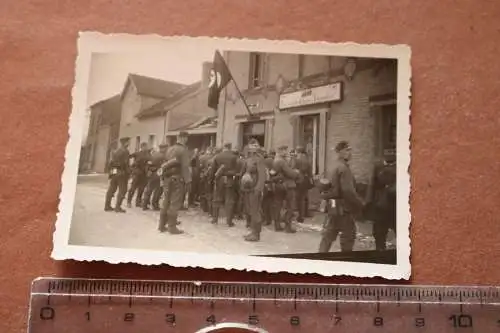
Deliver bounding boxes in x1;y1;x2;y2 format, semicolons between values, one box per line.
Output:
241;120;266;148
299;114;320;175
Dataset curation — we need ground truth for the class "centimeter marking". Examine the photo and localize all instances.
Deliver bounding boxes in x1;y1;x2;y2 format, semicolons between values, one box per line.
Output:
30;277;500;306
29;278;500;333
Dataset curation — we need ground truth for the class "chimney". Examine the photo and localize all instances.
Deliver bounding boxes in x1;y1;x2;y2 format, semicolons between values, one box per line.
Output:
201;61;213;88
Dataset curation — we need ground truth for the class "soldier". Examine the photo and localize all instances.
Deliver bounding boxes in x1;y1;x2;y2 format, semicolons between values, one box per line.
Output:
318;141;365;252
189;148;201;207
104;137;131;213
262;149;276;226
198;148;211;213
273;145;300;233
365;148;397;250
142;143;168;211
240;139;267;242
210;143;239;227
232;148;244;220
127;142;151;208
158;131;191;234
294;146;313;223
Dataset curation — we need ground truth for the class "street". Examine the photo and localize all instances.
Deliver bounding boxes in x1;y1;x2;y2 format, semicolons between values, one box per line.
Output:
68;175;391;256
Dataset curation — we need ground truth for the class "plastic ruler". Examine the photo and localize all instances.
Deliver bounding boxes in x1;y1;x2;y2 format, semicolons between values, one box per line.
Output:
28;277;500;332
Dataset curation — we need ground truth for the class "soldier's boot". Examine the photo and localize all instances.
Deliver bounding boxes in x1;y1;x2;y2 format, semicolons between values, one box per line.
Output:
115;198;126;213
152;205;160;211
104;194;114;211
283;212;296;234
274;220;284;232
244;220;261;242
167;214;184;235
318;235;334;253
158;213;168;233
244;232;260;242
211;206;219;224
126;190;133;208
245;215;251;228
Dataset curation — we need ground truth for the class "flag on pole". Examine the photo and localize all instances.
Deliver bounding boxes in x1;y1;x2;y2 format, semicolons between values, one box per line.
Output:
207;50;232;109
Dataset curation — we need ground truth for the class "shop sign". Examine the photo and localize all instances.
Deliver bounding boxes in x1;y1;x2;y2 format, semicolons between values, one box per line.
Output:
278;82;343;109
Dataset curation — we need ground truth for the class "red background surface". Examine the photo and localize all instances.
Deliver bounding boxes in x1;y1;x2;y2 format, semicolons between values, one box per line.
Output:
1;1;500;332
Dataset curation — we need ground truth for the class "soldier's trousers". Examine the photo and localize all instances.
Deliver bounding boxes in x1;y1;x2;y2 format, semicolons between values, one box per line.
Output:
295;188;309;221
189;171;200;205
105;174;128;209
318;213;356;252
244;190;263;235
262;190;274;225
127;173;147;206
142;174;162;209
273;188;296;227
212;178;236;225
372;207;396;250
159;176;185;231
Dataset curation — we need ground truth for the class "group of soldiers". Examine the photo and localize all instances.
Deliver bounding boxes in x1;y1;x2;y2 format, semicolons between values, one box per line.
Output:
103;130;397;251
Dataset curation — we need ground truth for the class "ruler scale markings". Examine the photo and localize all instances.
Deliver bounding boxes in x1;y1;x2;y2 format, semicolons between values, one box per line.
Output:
29;279;500;333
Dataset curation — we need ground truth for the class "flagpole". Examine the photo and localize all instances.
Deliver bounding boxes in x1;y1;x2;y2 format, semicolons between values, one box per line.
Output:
218;51;255;117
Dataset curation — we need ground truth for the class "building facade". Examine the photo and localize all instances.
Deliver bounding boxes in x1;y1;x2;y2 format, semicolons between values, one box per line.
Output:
119;65;216;152
83;94;121;173
217;51;398;185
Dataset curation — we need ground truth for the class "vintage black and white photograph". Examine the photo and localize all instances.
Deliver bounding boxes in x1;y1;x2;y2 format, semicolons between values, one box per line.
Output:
52;33;411;279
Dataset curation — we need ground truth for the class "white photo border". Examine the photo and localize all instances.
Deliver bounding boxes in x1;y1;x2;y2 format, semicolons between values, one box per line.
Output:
52;32;412;280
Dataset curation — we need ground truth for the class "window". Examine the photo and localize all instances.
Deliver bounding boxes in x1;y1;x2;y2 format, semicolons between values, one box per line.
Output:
378;104;397;156
249;53;264;89
241;121;266;148
135;136;141;152
148;134;156;149
299;115;320;175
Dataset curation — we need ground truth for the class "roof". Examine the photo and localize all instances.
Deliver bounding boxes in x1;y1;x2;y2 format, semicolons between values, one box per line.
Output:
124;73;186;99
174;116;217;131
137;81;203;118
89;94;121;112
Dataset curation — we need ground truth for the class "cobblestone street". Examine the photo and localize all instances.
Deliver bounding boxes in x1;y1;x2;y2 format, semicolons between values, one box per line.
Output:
68;175;389;255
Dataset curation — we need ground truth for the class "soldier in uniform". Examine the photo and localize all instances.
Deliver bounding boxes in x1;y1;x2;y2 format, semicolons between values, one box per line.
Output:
318;141;365;252
142;143;168;211
127;142;151;208
198;148;212;213
158;131;191;234
233;149;245;220
294;146;313;223
262;149;276;226
210;143;239;226
365;147;397;250
273;145;300;233
189;148;201;207
240;139;267;242
104;137;131;213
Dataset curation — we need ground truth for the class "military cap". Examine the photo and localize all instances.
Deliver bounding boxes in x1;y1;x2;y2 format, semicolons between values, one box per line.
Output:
335;140;350;152
159;143;169;149
277;145;288;151
223;142;232;150
119;137;130;144
178;131;189;137
248;138;259;146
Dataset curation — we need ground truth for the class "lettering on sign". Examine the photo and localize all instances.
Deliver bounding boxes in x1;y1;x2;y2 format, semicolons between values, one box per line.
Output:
279;82;343;109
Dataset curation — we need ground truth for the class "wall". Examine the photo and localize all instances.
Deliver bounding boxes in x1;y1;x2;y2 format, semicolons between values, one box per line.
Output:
119;80;165;148
166;89;215;131
219;51;398;185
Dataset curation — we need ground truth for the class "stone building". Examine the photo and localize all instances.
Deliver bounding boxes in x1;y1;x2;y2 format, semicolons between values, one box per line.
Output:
83;94;121;173
119;64;216;152
217;51;398;184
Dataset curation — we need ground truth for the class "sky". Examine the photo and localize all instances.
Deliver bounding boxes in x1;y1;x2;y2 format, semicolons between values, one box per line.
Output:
81;47;215;141
87;50;215;107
